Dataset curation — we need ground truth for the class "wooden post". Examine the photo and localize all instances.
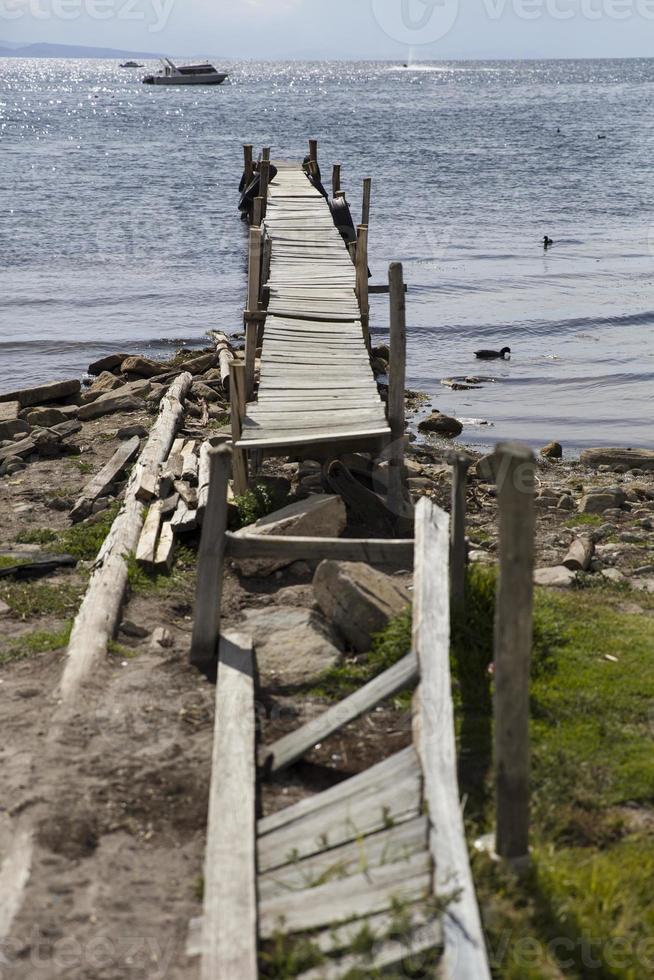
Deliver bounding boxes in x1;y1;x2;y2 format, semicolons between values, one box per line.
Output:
362;177;372;228
246;226;262;315
347;241;357;265
259;161;270;218
262;146;270;162
447;452;473;615
309;138;318;164
189;445;231;673
356;224;370;349
332;164;341;196
243;144;253;187
252;196;263;227
229;362;249;495
494;442;535;866
387;262;407;520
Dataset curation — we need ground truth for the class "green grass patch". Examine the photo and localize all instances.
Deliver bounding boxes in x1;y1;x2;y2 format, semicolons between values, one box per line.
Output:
565;513;604;528
459;570;654;978
58;504;121;560
0;581;84;619
126;544;196;595
235;484;282;529
309;607;413;702
15;528;58;546
68;459;94;475
0;556;29;571
0;624;72;666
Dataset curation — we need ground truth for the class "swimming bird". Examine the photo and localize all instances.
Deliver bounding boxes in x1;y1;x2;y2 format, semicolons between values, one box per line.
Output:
474;347;511;360
543;235;553;249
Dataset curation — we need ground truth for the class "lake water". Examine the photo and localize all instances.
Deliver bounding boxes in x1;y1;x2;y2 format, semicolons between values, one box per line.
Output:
1;57;653;453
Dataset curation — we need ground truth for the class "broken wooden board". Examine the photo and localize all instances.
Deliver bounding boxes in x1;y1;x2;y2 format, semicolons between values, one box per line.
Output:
70;436;141;523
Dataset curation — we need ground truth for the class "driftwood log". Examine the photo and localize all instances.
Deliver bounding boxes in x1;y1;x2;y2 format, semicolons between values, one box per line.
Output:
59;373;192;702
562;535;594;571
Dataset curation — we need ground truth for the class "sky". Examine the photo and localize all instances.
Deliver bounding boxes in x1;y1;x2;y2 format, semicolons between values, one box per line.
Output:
4;0;654;59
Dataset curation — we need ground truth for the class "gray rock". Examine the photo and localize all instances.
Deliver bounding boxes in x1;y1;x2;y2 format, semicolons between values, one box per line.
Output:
557;494;576;511
47;497;74;512
313;561;411;652
0;419;30;442
239;606;342;683
88;353;130;375
78;392;145;422
117;424;148;440
151;627;174;648
191;381;221;403
418;411;463;438
233;495;346;577
80;371;124;403
534;566;577;587
0;378;81;409
601;568;626;584
631;578;654;594
120;620;150;639
619;532;646;544
121;355;169;378
579;490;626;514
24;407;69;428
580;448;654;472
0;600;10;617
634;565;654;576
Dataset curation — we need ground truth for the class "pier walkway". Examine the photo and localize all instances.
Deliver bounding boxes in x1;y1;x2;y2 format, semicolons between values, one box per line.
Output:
236;162;391;456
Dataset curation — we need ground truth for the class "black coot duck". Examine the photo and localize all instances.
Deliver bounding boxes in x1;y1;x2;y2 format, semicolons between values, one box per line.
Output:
474;347;511;360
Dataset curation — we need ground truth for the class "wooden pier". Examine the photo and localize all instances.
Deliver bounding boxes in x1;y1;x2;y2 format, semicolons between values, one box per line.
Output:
235;160;391;460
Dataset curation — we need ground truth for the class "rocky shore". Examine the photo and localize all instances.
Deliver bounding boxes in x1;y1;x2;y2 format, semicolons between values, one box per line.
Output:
1;342;653;978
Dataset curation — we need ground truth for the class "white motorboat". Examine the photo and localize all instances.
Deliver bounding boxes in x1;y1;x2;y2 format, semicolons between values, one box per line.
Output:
143;58;228;86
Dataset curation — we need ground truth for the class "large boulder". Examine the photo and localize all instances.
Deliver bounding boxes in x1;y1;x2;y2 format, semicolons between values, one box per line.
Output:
233;494;346;577
540;441;563;460
121;355;169;378
0;401;19;423
80;371;124;403
0;379;80;409
0;418;29;442
418;411;463;438
239;607;342;684
313;561;411;652
88;353;130;375
579;489;626;514
580;448;654;472
24;407;70;428
78;381;151;421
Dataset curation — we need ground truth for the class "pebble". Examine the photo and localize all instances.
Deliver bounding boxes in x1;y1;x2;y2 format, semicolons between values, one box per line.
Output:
120;620;150;639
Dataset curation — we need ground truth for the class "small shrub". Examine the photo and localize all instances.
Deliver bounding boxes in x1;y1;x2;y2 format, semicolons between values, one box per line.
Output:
235;483;286;529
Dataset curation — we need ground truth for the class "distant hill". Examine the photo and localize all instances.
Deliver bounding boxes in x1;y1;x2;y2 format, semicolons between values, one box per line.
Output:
0;41;161;59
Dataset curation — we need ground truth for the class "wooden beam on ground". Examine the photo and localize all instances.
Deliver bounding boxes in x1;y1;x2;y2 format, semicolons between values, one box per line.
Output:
136;499;163;567
59;373;192;703
200;632;257;980
225;533;413;566
494;443;535;865
263;651;419;773
190;445;231;673
69;435;141;523
229;362;249;495
412;498;491;980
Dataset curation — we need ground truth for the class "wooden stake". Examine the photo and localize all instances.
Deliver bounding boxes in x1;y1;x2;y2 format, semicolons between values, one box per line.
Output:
262;146;270;162
362;177;372;228
252;196;263;227
494;442;535;865
447;452;473;615
387;262;407;520
309;138;318;164
332;164;341;196
229;362;249;495
246;226;262;315
189;445;231;673
243;144;253;187
259;161;270;217
356;224;370;349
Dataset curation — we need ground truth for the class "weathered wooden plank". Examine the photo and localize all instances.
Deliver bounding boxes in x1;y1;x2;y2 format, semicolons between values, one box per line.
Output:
259;815;429;901
135;499;163;567
200;632;257;980
225;533;413;565
154;520;175;571
259;746;418;835
70;435;141;523
309;902;438;956
258;766;422;873
237;426;390;450
264;652;419;773
300;920;443;979
413;498;491;980
260;851;431;938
